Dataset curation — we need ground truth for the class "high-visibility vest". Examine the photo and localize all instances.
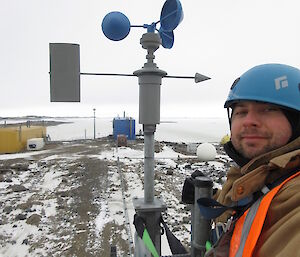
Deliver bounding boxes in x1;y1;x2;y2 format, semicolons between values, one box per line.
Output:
229;171;300;257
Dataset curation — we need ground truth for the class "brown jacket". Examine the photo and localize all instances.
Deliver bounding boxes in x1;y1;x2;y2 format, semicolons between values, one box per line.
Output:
216;137;300;257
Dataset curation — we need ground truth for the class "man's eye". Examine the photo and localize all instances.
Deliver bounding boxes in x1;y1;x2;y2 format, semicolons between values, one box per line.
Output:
233;110;247;116
264;107;279;112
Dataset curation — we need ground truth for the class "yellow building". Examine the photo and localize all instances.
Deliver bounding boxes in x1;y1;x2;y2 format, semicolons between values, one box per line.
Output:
0;126;46;154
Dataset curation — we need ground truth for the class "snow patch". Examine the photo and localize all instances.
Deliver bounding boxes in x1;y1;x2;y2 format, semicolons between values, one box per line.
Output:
95;202;111;234
40;168;62;192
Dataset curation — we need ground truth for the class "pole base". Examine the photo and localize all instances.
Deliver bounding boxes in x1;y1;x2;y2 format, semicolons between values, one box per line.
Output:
133;196;166;212
133;197;167;256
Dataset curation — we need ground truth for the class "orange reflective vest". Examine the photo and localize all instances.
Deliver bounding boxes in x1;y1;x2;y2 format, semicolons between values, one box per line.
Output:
229;171;300;257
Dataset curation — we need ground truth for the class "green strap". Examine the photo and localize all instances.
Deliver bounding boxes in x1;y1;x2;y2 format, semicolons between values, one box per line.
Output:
206;240;212;251
142;229;159;257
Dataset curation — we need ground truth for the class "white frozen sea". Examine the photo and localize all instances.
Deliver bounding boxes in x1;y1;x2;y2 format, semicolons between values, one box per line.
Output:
45;117;230;143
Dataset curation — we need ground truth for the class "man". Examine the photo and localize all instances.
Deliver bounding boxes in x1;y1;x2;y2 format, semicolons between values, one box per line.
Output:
204;63;300;257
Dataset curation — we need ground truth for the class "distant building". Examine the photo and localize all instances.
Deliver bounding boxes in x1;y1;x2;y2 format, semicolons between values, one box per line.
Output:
0;126;46;153
112;117;136;140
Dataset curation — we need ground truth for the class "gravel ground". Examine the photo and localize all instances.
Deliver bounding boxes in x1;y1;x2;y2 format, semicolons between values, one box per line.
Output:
0;136;231;257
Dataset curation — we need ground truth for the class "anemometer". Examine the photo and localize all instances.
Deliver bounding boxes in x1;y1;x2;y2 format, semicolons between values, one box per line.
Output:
102;0;183;49
49;1;211;255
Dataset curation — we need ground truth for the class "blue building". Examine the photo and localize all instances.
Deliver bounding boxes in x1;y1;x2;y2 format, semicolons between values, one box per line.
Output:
113;117;136;140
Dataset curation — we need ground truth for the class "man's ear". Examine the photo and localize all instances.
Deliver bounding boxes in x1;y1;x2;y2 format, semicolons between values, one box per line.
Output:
282;109;300;141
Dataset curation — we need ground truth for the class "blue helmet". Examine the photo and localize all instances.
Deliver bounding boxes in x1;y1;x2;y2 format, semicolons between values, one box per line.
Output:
224;63;300;112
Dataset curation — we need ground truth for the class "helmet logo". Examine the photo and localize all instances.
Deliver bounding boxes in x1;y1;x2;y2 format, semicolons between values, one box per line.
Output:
274;76;288;90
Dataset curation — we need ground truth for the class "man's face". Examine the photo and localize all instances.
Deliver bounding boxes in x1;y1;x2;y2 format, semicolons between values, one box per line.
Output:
231;101;292;159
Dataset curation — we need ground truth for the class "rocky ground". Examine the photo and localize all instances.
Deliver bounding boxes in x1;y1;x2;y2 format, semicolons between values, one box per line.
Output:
0;136;232;257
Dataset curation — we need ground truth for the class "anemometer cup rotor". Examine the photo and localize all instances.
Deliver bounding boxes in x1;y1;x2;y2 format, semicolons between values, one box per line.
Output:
101;0;183;50
160;0;183;32
102;11;131;41
159;28;174;49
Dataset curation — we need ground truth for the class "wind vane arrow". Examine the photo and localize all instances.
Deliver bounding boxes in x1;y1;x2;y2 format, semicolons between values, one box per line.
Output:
80;72;211;84
195;73;211;83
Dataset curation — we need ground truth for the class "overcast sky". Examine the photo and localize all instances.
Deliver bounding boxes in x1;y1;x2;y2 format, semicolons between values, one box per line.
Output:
1;0;299;118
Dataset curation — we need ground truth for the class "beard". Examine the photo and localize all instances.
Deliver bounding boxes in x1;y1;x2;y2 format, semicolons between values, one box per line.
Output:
232;128;274;159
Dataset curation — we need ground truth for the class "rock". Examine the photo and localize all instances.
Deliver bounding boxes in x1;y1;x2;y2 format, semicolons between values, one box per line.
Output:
22;239;29;245
166;169;173;175
172;226;181;232
4;206;13;214
15;213;27;221
26;214;42;226
11;163;29;171
57;191;69;197
182;217;190;224
184;164;192;169
184;205;192;211
63;218;71;223
31;201;43;206
17;202;33;210
26;208;36;213
38;161;47;168
10;185;28;192
154;174;161;180
0;168;12;174
5;178;13;183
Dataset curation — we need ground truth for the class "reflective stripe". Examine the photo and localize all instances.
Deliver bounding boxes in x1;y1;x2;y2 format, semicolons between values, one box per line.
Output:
235;197;263;257
230;213;246;256
230;171;300;257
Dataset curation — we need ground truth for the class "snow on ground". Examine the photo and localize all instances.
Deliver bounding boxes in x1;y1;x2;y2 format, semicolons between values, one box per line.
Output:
0;150;51;161
0;144;92;256
95;143;230;255
40;168;63;193
95;202;110;235
0;138;231;256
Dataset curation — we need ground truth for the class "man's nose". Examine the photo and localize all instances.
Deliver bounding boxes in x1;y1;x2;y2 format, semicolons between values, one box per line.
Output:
242;111;261;127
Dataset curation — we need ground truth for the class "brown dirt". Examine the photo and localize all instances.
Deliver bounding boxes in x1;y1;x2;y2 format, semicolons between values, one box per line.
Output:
0;137;230;257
